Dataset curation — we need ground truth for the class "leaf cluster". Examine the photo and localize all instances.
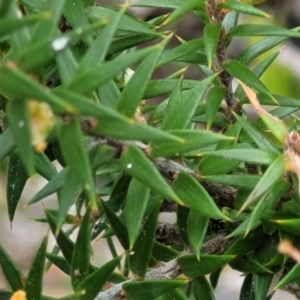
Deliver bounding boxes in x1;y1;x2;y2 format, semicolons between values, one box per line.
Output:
1;0;300;299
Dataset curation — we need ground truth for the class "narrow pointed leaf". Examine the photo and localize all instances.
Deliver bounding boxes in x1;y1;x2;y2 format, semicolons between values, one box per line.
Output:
45;209;74;264
24;236;48;300
246;179;289;234
234;113;278;153
240;155;285;212
63;0;92;46
34;152;57;181
225;227;265;256
230;257;272;274
206;87;226;129
125;179;150;248
29;168;67;205
178;254;234;277
239;274;254;300
0;64;74;113
46;253;71;276
150;129;233;157
7;99;33;175
59;119;95;205
275;264;300;289
161;289;189;300
120;145;180;203
218;0;271;18
204;23;221;69
253;274;273;300
31;0;66;43
0;129;15;162
68;47;153;95
123;280;188;300
75;256;121;300
269;219;300;236
202;148;276;165
71;208;91;289
187;212;209;260
101;200;129;250
161;79;183;130
56;169;82;234
193;276;216;300
203;174;260;190
172;172;229;220
129;204;160;278
0;243;24;291
6;155;28;223
56;48;78;85
117;39;169;118
77;7;125;73
228;24;300;39
223;60;273;101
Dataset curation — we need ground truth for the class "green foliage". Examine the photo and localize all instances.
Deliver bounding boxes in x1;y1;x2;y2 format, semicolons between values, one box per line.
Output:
1;0;300;299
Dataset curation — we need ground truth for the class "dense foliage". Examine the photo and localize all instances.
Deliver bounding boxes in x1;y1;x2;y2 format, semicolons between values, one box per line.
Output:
1;0;300;299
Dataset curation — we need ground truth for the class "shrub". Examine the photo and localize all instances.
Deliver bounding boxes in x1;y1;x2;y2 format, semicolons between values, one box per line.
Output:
1;0;300;299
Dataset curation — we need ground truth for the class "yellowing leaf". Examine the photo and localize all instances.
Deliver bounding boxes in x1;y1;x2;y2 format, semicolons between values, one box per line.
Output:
239;81;288;143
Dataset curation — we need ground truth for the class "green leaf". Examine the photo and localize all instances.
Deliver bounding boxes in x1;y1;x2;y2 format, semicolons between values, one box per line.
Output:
63;0;92;46
6;155;28;223
253;274;273;300
24;236;48;300
7;99;33;175
164;75;217;130
86;6;156;36
225;227;265;256
152;242;180;262
59;118;95;205
56;48;78;85
158;38;204;67
67;47;153;95
193;276;215;300
143;79;198;99
0;290;12;300
150;129;233;157
56;168;82;233
54;89;182;143
131;0;181;9
236;37;285;64
75;256;121;300
71;208;91;289
275;264;300;289
230;256;272;274
187;211;209;260
0;12;45;38
245;179;289;234
269;219;300;236
129;203;160;278
218;0;271;18
228;24;300;39
117;37;170;118
30;0;66;44
34;152;57;181
0;129;15;163
123;280;188;300
163;0;202;24
125;179;150;248
223;60;273;101
240;155;285;212
240;274;254;300
46;253;71;276
234;113;278;153
29;168;67;205
120;145;180;203
202;148;276;165
0;63;74;114
172;172;229;220
178;254;234;277
204;23;221;69
77;7;125;74
0;243;24;291
45;209;74;264
101;199;129;250
161;289;189;300
206;87;226;129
